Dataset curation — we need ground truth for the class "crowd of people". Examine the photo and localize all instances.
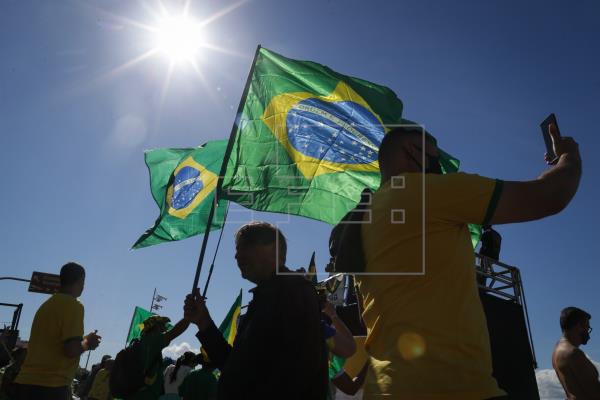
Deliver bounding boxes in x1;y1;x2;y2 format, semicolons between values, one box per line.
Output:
0;124;596;399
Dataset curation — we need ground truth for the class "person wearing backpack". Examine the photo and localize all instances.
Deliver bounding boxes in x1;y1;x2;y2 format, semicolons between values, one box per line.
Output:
112;315;189;400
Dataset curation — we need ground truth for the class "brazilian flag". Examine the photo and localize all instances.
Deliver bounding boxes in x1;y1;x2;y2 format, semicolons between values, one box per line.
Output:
126;306;173;344
132;140;228;249
218;289;242;345
220;47;403;224
221;47;481;245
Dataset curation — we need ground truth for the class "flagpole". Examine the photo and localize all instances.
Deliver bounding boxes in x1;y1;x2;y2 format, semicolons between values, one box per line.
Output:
191;44;262;292
150;287;156;311
202;202;230;298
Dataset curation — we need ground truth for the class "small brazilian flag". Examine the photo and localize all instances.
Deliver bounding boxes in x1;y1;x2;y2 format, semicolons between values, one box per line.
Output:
126;306;173;344
132;140;228;249
218;289;242;345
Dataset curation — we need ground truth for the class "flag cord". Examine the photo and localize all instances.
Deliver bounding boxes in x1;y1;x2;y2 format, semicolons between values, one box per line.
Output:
191;44;262;292
202;202;230;298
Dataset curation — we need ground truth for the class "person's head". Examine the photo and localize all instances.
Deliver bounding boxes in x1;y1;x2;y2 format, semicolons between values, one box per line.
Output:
234;221;287;284
179;351;196;366
60;262;86;297
170;351;196;383
100;355;112;368
140;315;171;337
560;307;592;346
195;352;216;370
103;359;115;371
378;127;441;183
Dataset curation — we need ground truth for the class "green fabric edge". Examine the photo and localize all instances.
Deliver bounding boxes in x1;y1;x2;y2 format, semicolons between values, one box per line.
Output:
482;179;504;226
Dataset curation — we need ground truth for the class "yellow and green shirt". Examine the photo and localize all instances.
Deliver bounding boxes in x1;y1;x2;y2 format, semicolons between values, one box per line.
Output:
358;172;505;400
16;293;84;387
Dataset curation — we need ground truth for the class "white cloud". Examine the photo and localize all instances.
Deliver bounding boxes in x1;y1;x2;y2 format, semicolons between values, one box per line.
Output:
536;355;600;400
162;341;199;360
536;368;563;400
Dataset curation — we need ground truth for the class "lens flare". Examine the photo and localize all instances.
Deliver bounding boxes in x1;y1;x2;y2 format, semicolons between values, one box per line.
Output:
397;332;426;360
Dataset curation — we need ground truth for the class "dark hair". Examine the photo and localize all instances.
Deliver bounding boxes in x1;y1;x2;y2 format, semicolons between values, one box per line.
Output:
560;307;591;331
170;352;195;383
60;262;85;287
378;126;437;170
235;221;287;264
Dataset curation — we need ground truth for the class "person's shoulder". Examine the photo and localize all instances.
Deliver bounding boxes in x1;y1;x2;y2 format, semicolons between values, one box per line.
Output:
52;293;83;308
37;293;81;316
554;341;585;366
275;273;313;292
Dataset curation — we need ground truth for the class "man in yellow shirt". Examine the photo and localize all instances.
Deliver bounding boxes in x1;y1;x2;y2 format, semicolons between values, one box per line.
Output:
349;123;581;399
15;262;101;400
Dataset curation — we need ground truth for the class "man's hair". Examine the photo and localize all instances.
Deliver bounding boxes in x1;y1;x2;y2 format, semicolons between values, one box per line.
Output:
60;262;85;287
235;221;287;264
378;126;436;171
560;307;591;331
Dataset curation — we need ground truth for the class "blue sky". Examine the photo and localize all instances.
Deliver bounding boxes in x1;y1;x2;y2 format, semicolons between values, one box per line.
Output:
1;0;599;383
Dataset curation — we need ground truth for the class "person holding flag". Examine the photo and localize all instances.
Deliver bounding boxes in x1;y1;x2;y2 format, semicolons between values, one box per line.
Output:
184;221;329;400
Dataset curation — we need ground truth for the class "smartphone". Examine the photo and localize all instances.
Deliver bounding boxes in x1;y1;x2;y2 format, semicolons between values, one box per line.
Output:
540;113;561;165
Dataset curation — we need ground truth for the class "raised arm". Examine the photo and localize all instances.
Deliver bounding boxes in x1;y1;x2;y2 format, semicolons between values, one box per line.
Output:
164;318;190;344
322;301;356;358
184;289;232;369
490;124;582;224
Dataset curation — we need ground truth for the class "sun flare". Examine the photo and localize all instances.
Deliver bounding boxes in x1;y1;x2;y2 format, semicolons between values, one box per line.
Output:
154;15;204;64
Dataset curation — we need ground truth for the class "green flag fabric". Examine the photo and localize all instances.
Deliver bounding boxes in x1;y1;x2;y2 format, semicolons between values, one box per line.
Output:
132;140;228;249
126;306;173;344
220;47;404;224
218;290;242;345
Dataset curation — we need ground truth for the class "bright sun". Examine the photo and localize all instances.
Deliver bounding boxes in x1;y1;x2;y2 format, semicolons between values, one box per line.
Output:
154;15;204;64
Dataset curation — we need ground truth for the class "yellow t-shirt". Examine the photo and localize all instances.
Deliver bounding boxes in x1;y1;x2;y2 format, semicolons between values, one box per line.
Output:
88;368;110;400
357;172;505;400
16;293;84;387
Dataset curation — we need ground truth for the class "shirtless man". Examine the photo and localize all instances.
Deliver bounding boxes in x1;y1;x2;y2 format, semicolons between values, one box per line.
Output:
552;307;600;399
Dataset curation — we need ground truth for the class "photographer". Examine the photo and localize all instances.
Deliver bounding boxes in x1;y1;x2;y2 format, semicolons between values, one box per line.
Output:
337;124;581;399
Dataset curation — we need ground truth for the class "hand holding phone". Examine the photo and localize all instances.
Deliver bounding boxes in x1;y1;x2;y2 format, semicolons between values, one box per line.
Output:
540;113;561;165
540;113;580;166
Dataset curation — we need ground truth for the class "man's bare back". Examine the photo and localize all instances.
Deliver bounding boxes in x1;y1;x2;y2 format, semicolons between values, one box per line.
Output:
552;338;600;400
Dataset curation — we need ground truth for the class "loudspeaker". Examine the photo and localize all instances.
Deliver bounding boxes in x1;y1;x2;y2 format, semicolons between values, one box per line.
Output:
480;291;540;399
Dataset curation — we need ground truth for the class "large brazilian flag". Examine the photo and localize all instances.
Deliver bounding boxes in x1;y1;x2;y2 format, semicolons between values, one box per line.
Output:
220;47;404;224
132;140;228;249
220;47;481;245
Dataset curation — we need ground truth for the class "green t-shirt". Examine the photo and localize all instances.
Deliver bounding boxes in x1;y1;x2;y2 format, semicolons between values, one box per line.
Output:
178;369;217;400
127;333;166;400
